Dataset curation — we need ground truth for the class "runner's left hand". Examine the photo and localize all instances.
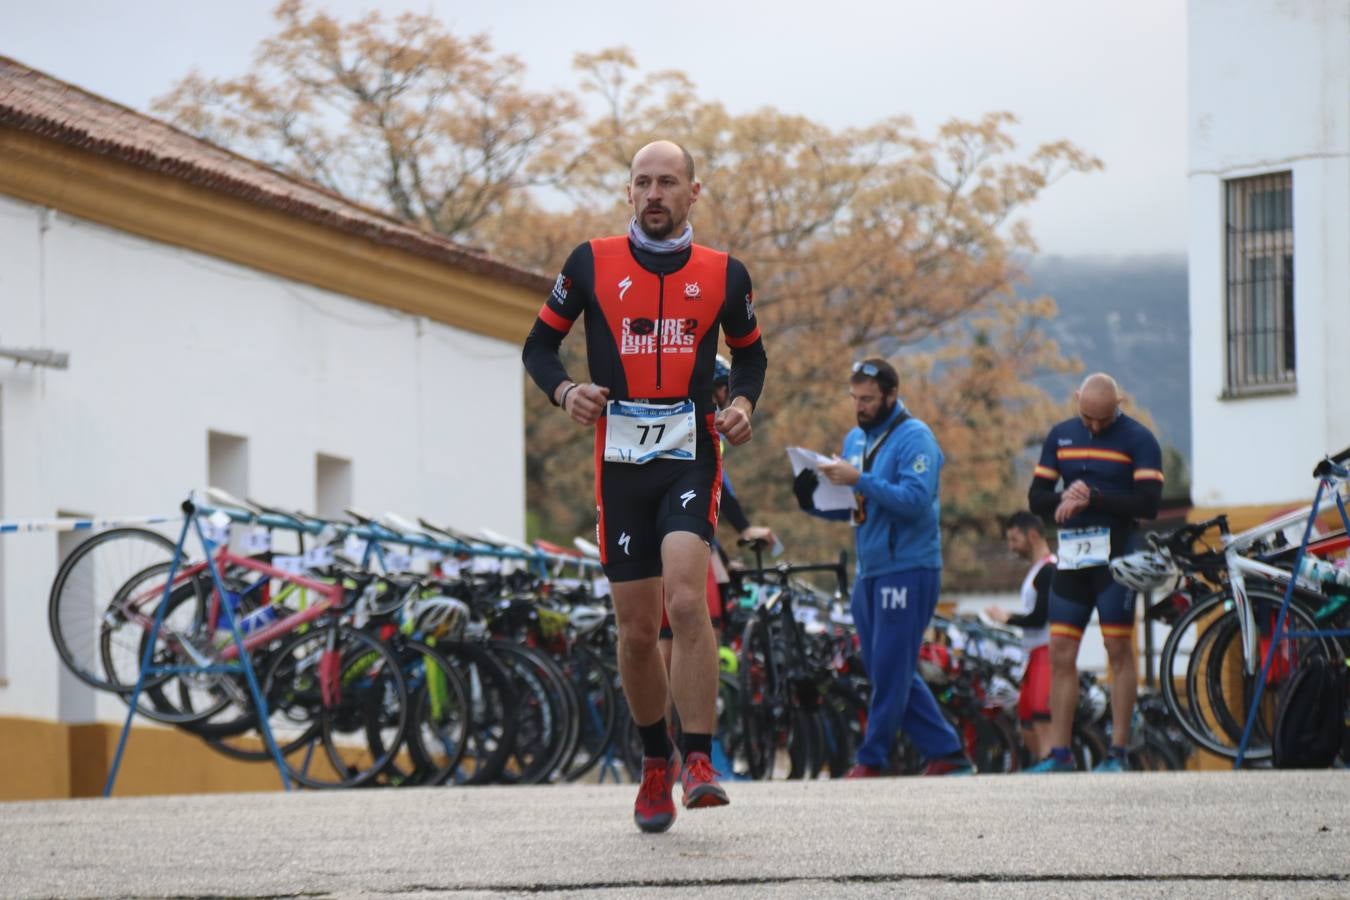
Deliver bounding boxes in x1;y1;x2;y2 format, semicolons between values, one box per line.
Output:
715;401;753;445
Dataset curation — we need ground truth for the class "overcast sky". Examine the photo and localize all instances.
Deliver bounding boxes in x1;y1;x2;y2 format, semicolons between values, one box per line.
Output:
6;0;1188;258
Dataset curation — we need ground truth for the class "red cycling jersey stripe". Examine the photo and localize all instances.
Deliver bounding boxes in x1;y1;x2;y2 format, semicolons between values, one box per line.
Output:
593;425;607;564
725;325;761;349
537;303;573;334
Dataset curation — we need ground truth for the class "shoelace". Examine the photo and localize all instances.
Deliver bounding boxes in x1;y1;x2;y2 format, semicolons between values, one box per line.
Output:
639;763;669;806
683;756;721;785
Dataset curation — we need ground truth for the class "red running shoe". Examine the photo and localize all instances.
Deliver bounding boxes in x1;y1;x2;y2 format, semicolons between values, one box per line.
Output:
634;754;678;833
921;755;975;776
680;752;730;809
844;763;886;779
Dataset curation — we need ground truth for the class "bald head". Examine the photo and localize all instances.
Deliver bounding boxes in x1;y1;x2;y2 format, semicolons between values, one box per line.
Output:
631;140;696;181
1076;372;1121;435
628;139;700;240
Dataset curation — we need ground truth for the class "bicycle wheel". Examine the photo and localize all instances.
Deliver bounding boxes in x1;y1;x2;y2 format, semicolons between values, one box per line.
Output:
379;638;471;786
1129;729;1184;771
561;644;619;782
100;566;241;728
490;642;573;785
1160;584;1327;760
50;527;182;692
740;615;825;780
262;622;410;789
1202;589;1329;757
960;712;1020;774
434;640;518;786
1070;721;1108;771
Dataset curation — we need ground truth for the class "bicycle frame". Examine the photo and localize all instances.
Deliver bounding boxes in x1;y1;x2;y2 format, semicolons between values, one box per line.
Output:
1219;476;1350;676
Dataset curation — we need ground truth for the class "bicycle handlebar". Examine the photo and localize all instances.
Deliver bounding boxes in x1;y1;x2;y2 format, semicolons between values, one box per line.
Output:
1313;446;1350;479
735;550;850;596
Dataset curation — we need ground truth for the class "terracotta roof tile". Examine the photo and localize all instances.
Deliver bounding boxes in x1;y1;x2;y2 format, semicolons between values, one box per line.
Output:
0;55;549;292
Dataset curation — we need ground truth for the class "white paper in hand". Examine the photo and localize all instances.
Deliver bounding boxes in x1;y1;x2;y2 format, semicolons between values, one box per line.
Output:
785;447;857;512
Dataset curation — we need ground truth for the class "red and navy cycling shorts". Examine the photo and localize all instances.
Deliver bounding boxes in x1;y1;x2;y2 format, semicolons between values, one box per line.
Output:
593;414;721;583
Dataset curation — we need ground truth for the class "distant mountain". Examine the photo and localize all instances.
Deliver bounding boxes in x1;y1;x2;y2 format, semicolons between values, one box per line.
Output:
1020;255;1191;474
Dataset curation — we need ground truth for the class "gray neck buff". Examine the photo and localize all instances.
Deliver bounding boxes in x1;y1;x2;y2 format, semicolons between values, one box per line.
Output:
628;216;693;254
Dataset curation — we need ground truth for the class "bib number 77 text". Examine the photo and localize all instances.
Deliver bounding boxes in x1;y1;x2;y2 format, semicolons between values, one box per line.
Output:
636;423;666;445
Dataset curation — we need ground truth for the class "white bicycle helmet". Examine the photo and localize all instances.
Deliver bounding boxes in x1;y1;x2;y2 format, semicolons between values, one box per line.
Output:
411;596;470;640
1109;550;1178;594
568;604;608;636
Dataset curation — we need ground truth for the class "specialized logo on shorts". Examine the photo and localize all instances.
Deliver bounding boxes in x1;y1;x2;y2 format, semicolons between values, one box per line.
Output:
618;275;633;301
680;490;697;508
745;290;755;320
684;282;701;298
912;454;930;474
881;586;908;610
550;273;571;305
618;532;631;555
620;317;698;356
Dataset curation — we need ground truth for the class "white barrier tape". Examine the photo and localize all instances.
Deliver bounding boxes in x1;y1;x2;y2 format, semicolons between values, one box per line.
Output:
0;513;181;535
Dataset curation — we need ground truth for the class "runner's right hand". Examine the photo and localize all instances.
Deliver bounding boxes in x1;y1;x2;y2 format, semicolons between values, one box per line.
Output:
565;383;609;426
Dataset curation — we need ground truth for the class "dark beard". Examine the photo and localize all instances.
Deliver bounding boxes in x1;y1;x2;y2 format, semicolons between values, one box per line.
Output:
639;207;674;239
857;397;896;428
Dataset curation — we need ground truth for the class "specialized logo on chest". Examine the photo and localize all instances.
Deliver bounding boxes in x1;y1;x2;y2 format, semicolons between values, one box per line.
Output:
590;236;728;399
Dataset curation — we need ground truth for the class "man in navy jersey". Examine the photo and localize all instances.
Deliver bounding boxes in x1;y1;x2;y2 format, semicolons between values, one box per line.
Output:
522;140;767;831
1023;373;1163;773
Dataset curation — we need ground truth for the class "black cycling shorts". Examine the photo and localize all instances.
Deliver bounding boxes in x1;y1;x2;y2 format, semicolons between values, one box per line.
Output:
593;417;721;583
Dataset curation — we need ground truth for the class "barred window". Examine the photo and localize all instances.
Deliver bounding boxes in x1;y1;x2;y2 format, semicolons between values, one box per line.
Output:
1225;172;1295;395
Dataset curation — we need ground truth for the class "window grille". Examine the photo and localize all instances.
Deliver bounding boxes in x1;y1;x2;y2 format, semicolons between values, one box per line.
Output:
1225;172;1295;394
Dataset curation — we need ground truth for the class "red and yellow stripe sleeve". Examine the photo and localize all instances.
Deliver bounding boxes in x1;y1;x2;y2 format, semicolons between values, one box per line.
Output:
1033;465;1059;480
1057;448;1133;465
1133;468;1165;482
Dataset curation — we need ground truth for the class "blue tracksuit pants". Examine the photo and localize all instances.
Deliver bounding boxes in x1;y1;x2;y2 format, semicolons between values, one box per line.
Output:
852;567;962;768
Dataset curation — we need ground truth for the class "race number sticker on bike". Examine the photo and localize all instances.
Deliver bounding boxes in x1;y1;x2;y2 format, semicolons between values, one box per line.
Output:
1057;526;1110;570
603;399;697;464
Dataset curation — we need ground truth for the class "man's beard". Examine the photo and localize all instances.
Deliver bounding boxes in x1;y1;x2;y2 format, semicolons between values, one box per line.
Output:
639;205;674;239
858;397;896;428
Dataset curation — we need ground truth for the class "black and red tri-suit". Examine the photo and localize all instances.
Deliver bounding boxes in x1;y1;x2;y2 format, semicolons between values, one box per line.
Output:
522;235;768;582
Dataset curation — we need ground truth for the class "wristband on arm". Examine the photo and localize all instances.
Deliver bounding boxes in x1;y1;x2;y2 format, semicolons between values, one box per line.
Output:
560;382;579;410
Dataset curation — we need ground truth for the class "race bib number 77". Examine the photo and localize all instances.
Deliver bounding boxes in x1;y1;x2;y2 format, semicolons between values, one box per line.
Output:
603;399;697;465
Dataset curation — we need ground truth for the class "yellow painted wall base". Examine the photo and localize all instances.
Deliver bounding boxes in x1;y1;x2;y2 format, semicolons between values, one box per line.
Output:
0;717;284;800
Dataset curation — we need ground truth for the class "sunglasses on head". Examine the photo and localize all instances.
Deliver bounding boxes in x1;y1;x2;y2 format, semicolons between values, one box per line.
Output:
852;361;880;377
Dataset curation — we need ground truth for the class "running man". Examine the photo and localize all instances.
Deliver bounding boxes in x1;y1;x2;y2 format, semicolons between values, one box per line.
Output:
1023;373;1163;773
522;140;767;830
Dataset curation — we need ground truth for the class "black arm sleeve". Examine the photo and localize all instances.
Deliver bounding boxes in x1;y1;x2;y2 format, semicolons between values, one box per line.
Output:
722;257;767;409
1007;565;1053;630
1090;481;1163;521
521;244;592;404
1028;475;1061;518
719;484;751;533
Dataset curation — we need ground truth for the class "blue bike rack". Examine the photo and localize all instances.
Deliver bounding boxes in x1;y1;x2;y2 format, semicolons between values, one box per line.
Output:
1234;458;1350;769
104;500;293;795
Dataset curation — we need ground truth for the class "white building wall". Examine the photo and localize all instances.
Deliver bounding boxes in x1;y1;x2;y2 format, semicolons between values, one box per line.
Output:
0;194;527;721
1187;0;1350;507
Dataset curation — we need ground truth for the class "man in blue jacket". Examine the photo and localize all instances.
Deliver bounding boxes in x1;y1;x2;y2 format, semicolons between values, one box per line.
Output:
793;358;970;776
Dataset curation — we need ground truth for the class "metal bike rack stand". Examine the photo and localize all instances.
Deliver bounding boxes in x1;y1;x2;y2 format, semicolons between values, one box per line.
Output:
104;500;293;795
1233;458;1350;769
103;494;605;793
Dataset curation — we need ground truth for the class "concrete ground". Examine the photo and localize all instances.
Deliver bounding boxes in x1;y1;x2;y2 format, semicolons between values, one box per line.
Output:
2;772;1348;898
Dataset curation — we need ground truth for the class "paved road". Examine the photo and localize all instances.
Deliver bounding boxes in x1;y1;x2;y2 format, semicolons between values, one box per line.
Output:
3;772;1348;898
